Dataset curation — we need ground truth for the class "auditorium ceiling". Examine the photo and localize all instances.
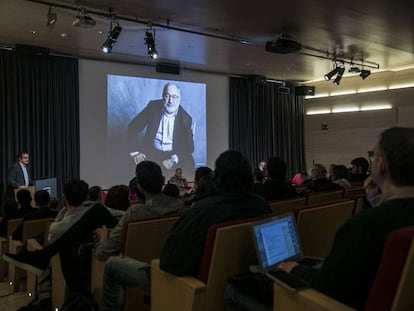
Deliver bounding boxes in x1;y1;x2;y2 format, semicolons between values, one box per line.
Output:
1;0;414;81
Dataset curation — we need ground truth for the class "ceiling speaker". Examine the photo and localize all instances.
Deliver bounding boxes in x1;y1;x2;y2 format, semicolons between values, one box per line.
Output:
156;62;180;75
295;86;315;96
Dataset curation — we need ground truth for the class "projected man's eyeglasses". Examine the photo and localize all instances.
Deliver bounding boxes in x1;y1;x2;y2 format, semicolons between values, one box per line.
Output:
164;94;180;100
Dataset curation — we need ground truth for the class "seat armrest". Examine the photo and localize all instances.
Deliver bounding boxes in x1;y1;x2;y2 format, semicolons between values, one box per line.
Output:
27;238;43;251
151;258;207;311
273;282;355;311
90;255;106;302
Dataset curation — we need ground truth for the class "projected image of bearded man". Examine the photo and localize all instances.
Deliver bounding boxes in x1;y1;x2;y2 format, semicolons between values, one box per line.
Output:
127;83;195;173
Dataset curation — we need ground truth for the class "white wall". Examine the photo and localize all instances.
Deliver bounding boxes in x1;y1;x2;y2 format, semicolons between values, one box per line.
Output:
79;59;229;188
304;87;414;169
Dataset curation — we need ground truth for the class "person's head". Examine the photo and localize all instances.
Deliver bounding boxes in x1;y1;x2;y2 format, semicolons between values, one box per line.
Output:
63;179;89;207
163;83;181;115
16;189;32;207
87;185;102;202
175;168;183;177
18;152;30;165
105;185;130;211
194;167;213;185
213;150;253;195
34;190;51;207
266;157;287;180
310;164;328;179
351;157;370;175
163;183;180;198
135;161;164;195
258;161;266;171
1;199;18;217
196;174;216;197
371;127;414;187
331;165;351;181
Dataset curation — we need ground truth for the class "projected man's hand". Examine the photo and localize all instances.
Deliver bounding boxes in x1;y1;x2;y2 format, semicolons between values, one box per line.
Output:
132;152;147;165
162;154;179;169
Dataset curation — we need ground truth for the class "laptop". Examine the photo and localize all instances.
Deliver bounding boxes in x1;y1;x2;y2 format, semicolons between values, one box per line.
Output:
251;213;319;291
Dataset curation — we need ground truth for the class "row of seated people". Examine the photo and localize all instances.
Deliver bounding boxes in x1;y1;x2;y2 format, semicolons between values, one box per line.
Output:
253;158;366;203
2;126;413;311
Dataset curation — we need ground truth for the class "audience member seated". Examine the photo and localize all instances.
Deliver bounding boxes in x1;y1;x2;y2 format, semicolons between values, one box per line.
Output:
16;188;35;214
302;163;342;192
99;150;271;311
225;126;414;311
291;170;309;185
350;157;370;182
254;160;267;181
331;164;352;189
104;185;130;214
2;179;119;291
94;161;186;261
168;167;189;197
12;189;58;241
253;156;298;201
163;183;180;198
84;185;104;207
253;171;264;184
184;166;215;206
0;198;19;236
128;176;145;203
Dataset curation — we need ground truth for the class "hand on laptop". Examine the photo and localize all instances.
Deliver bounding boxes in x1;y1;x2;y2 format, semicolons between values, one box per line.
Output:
277;261;299;273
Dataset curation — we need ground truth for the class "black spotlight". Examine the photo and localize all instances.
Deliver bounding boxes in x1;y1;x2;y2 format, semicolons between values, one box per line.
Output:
46;6;57;27
360;69;371;80
145;31;159;59
333;67;345;85
101;24;122;54
324;67;340;81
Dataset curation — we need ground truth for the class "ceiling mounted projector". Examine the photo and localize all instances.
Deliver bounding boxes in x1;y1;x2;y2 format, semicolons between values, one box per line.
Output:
265;38;302;54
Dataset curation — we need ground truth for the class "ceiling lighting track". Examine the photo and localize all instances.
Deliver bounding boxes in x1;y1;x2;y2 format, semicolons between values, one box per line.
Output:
25;0;263;46
26;0;381;73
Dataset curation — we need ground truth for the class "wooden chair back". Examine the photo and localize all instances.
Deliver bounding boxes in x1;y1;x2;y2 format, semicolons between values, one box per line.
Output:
306;190;344;206
0;218;23;281
123;216;180;311
151;215;273;311
269;197;307;215
344;187;365;199
297;200;354;258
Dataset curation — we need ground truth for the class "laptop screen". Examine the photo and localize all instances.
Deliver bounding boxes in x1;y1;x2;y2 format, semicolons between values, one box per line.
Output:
252;214;302;270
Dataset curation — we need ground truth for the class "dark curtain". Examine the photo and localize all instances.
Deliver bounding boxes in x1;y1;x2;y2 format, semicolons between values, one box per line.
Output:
229;77;306;179
0;49;79;202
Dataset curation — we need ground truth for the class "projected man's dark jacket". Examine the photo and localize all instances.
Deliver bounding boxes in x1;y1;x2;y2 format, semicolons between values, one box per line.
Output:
127;100;195;169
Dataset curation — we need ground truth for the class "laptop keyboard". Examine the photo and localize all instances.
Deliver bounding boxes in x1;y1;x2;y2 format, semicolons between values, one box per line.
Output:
267;269;309;290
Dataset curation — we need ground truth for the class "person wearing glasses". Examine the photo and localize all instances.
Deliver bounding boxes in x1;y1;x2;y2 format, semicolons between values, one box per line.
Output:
127;83;195;176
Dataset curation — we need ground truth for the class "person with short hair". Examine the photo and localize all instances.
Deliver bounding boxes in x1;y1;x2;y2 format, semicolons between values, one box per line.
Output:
350;157;370;182
99;151;270;311
331;164;352;189
302;163;343;192
7;152;33;192
94;161;186;261
168;167;189;197
253;156;298;201
225;127;414;310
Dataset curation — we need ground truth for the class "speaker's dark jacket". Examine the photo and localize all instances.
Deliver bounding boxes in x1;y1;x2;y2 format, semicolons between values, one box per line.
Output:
7;162;33;189
127;100;194;169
